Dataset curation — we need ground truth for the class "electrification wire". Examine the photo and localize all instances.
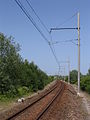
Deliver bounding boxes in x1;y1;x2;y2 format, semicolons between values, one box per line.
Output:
50;12;78;75
25;0;49;33
71;41;78;46
49;31;60;67
50;34;57;58
49;38;78;46
25;0;60;65
49;44;60;66
15;0;49;43
51;39;78;44
55;12;77;28
25;0;60;67
14;0;60;67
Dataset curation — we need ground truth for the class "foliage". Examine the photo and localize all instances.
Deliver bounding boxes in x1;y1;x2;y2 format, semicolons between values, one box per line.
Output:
87;68;90;75
65;76;68;82
18;86;29;96
0;33;21;94
69;69;90;94
70;70;78;84
80;76;90;94
0;33;54;100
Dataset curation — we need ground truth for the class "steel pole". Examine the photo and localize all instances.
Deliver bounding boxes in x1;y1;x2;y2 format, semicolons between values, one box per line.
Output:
68;59;70;84
78;12;80;94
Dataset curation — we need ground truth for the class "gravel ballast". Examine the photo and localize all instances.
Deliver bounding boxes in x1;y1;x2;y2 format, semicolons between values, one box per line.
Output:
0;81;89;120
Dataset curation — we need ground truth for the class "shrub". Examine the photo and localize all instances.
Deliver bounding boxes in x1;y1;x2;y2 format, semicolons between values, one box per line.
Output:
86;85;90;94
18;86;29;96
80;76;90;93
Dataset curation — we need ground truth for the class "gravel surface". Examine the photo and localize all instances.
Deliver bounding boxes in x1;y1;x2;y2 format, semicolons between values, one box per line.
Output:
73;85;90;120
0;80;57;120
40;83;88;120
0;81;89;120
11;81;61;120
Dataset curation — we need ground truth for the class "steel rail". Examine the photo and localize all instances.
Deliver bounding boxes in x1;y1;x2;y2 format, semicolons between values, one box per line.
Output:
35;82;65;120
6;81;58;120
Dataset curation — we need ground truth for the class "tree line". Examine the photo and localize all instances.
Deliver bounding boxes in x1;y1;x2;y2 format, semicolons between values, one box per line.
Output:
0;33;53;99
65;69;90;94
0;32;89;101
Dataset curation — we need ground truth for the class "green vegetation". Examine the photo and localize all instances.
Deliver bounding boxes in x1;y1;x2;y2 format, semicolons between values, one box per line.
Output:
70;70;78;84
0;33;54;101
80;75;90;94
65;69;90;94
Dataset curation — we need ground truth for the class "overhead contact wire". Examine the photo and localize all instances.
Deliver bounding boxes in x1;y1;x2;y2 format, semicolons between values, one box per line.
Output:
14;0;60;67
25;0;49;33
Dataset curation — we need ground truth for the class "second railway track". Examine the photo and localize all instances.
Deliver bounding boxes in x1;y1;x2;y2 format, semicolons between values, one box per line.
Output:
6;81;65;120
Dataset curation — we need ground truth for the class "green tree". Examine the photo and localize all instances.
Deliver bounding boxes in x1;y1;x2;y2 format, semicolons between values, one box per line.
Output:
0;33;55;99
0;33;22;95
80;76;90;94
87;68;90;75
70;70;78;84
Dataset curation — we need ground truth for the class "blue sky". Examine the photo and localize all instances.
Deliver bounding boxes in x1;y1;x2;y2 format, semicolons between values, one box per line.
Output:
0;0;90;75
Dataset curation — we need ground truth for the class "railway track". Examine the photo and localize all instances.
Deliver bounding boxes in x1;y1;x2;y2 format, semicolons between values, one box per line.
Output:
36;82;65;120
6;81;65;120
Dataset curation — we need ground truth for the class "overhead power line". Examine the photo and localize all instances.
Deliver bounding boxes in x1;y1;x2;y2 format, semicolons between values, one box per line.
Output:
51;39;78;44
25;0;59;65
50;34;58;59
14;0;49;43
50;39;78;45
50;27;78;33
14;0;60;67
49;43;60;66
55;12;77;28
25;0;49;33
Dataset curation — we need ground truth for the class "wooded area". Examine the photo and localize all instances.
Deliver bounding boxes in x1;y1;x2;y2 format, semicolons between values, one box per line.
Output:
0;33;53;100
68;70;90;94
0;33;89;102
